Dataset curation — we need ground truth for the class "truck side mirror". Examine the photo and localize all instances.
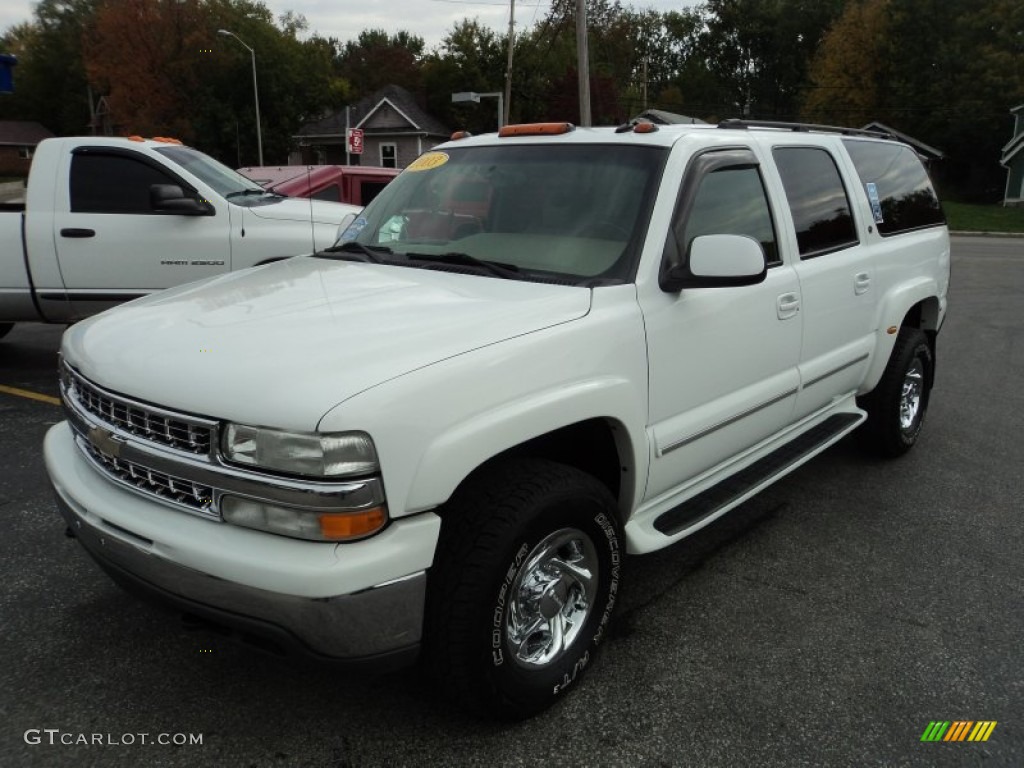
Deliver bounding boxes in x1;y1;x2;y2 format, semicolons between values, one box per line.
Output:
660;234;767;291
150;184;212;215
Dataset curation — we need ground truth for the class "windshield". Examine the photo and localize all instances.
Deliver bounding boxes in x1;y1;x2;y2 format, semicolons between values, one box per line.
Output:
154;146;267;198
337;143;666;284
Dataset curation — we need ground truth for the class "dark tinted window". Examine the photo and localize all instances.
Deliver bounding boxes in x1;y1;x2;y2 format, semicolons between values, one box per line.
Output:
679;163;778;266
70;153;179;213
842;139;945;235
773;147;858;258
360;181;388;205
311;184;341;202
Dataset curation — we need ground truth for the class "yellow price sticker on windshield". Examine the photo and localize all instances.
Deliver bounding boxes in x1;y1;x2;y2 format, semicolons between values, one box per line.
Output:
406;152;449;172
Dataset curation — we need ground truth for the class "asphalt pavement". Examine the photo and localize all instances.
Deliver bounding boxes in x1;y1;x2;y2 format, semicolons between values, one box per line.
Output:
0;235;1021;767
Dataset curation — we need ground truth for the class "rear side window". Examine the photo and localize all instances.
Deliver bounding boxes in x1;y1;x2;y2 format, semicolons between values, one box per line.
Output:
773;147;858;258
842;139;945;235
311;184;340;202
70;152;182;213
360;181;389;205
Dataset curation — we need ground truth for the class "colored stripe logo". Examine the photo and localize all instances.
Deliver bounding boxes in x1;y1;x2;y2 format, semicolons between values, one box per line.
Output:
920;721;997;742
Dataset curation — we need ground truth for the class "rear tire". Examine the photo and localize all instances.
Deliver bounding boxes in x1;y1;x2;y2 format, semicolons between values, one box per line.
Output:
425;458;622;719
858;327;933;457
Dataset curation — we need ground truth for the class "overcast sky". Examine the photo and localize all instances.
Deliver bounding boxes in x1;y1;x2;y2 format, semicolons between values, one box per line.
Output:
1;0;698;51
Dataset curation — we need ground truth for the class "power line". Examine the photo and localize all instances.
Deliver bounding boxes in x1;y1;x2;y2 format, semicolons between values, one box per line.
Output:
426;0;546;6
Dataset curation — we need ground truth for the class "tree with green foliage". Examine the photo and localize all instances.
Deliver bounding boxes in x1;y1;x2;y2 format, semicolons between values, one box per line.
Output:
422;19;506;132
336;29;425;102
0;0;101;135
805;0;1024;199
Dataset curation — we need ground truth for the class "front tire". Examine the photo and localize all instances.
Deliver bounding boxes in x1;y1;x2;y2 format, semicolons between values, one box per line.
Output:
858;327;933;457
425;458;622;719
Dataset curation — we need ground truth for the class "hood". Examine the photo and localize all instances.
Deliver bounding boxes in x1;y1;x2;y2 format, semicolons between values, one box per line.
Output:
63;258;592;431
245;197;359;225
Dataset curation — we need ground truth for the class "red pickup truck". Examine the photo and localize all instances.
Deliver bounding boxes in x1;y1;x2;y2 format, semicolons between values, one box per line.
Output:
237;164;399;206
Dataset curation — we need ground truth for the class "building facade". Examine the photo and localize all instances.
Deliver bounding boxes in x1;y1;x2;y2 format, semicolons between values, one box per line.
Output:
1002;105;1024;206
294;85;450;170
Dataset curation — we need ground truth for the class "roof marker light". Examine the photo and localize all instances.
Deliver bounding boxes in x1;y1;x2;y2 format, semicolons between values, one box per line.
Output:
450;130;473;140
498;122;575;138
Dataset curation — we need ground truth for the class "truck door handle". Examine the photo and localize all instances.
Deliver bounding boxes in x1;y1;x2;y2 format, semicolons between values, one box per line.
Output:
60;228;95;238
777;293;800;320
854;272;871;295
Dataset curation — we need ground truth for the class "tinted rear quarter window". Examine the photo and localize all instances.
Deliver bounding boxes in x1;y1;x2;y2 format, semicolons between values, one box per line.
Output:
773;147;858;258
842;139;945;235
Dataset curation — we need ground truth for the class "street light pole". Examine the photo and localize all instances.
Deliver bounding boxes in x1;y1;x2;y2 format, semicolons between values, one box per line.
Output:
218;29;263;165
451;91;504;130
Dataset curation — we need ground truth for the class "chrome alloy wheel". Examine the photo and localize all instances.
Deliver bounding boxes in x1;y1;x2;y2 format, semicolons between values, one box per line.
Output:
899;359;924;431
505;527;599;669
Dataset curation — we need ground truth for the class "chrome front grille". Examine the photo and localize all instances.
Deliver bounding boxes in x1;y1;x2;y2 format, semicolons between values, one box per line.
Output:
77;436;217;517
62;364;213;456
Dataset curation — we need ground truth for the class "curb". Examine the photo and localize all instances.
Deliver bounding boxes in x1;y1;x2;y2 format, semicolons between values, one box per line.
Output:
949;230;1024;238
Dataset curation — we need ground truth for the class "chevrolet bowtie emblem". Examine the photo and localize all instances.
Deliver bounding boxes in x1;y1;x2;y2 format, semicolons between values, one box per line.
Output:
88;426;123;459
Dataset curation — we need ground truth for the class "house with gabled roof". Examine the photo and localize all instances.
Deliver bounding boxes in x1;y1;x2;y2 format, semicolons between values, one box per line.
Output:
862;121;945;164
293;85;450;169
0;120;54;176
1001;105;1024;207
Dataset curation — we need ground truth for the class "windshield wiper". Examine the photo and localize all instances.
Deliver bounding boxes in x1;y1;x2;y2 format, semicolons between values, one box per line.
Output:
314;241;393;263
406;251;522;280
225;188;271;199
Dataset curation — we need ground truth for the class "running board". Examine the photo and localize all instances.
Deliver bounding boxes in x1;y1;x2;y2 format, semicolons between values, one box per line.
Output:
653;412;863;536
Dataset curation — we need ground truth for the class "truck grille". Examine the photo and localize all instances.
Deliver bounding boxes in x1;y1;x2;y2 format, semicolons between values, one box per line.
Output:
78;436;216;516
62;364;214;456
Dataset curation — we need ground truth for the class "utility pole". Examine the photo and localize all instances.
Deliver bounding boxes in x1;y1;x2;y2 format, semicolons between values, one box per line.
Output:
642;56;648;112
576;0;591;126
503;0;515;127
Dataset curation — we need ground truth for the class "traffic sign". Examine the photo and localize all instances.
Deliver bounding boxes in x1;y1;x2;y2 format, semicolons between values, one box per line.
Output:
348;128;364;155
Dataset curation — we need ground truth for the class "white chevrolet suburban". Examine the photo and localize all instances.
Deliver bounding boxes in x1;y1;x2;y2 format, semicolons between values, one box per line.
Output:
44;119;950;718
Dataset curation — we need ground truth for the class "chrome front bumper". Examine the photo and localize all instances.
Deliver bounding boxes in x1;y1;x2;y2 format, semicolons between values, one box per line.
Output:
45;422;438;668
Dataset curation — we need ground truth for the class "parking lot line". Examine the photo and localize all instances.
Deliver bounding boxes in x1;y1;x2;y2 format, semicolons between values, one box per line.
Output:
0;384;61;406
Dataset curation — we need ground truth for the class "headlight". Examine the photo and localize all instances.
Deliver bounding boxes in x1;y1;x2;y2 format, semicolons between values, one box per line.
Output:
222;424;378;477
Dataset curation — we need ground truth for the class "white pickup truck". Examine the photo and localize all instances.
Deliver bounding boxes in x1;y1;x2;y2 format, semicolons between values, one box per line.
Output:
0;136;359;340
44;119;950;718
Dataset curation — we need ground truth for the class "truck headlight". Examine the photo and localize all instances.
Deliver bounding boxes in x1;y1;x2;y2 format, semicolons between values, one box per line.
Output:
222;424;378;477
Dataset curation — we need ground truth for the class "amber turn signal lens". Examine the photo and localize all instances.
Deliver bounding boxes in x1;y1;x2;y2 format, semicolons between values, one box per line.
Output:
319;506;387;540
498;122;575;137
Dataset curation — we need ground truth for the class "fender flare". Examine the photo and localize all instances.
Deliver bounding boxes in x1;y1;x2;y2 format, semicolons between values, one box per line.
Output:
863;278;941;392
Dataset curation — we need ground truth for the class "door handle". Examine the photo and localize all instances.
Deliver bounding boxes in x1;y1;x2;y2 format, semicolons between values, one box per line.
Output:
777;293;800;320
60;228;95;238
854;272;871;295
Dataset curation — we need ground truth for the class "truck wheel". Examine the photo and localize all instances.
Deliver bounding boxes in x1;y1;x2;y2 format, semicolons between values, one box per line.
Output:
0;322;14;341
858;327;933;457
426;458;622;719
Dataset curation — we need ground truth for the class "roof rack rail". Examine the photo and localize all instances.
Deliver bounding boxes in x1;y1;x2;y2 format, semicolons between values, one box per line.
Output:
717;118;895;140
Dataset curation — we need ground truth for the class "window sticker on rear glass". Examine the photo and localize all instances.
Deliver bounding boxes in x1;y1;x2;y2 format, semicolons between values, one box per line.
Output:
406;152;449;172
865;182;884;224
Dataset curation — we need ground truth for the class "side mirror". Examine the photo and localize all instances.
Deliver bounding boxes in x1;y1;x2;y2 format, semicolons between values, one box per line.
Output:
150;184;212;215
661;234;767;291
